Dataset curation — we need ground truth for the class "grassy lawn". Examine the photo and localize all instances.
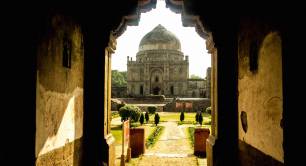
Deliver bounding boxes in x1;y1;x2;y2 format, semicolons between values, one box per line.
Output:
111;125;123;145
111;112;211;145
187;127;195;147
111;124;156;145
140;112;212;126
159;112;197;122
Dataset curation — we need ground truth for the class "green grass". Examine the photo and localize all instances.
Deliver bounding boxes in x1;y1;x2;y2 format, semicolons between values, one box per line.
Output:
111;125;122;145
111;124;156;146
187;127;195;147
146;126;165;148
143;112;212;127
159;112;197;122
111;111;120;120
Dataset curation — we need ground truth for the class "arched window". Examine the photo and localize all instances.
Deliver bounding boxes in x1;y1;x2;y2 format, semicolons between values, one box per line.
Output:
140;85;144;96
170;86;174;95
155;76;159;82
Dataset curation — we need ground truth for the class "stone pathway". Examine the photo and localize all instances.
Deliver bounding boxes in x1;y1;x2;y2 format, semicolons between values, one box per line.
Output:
129;122;207;166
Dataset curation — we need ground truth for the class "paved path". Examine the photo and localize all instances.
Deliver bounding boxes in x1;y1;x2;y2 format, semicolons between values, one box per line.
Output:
131;122;206;166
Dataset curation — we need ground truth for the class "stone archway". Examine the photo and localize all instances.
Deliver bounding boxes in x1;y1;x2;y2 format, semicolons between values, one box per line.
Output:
107;1;219;165
150;68;163;95
153;86;161;95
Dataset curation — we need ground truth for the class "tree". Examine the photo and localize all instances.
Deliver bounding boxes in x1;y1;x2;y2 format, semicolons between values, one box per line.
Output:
111;70;127;87
205;106;211;114
180;111;185;122
190;74;202;79
195;112;199;122
139;113;144;125
199;113;203;125
119;105;142;122
154;113;160;126
117;103;125;111
147;106;157;114
145;111;149;123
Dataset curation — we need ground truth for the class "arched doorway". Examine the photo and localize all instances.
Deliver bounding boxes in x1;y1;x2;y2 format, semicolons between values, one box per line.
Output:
150;69;163;95
153;86;161;95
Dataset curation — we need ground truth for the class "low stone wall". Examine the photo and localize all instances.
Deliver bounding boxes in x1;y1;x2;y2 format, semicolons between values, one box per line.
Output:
136;105;164;112
112;97;210;112
116;95;170;104
164;98;211;112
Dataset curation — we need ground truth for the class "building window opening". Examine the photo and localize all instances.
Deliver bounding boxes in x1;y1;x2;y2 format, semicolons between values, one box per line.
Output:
170;86;174;95
140;85;144;96
155;76;159;82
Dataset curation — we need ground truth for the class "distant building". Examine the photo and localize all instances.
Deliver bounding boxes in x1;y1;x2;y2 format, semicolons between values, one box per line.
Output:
126;24;211;98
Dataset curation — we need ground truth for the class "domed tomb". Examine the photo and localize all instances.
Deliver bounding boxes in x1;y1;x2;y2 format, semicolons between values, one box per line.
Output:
139;24;181;51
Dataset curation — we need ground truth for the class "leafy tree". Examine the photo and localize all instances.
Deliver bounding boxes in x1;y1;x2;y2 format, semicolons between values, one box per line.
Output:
190;74;202;79
154;113;160;126
139;113;144;125
119;105;142;122
145;111;149;123
205;106;211;114
199;113;203;125
112;70;127;87
180;111;185;122
147;106;157;114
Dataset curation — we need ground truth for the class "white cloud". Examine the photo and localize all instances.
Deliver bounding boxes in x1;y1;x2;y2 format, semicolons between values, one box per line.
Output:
112;0;211;78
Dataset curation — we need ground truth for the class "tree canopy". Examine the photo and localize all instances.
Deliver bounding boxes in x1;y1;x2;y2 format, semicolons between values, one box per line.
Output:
190;74;202;79
112;70;127;87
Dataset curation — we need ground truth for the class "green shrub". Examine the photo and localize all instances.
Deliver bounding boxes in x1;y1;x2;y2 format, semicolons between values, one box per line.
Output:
154;113;160;126
188;127;195;147
119;105;142;122
145;111;149;123
180;111;185;122
117;103;125;111
139;113;144;125
146;126;164;148
199;113;203;125
195;113;199;122
148;106;157;114
205;106;211;114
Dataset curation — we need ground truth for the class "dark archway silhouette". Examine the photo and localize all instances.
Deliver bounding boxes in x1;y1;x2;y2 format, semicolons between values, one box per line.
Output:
153;86;160;95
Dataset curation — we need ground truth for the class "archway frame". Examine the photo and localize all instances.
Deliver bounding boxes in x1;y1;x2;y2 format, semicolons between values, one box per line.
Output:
104;0;218;165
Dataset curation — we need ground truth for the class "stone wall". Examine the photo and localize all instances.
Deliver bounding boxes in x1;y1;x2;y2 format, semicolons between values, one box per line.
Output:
238;19;283;163
164;98;210;112
36;14;84;165
136;105;164;112
111;86;127;98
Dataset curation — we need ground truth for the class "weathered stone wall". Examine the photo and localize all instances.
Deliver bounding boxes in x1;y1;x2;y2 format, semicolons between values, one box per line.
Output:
164;98;210;112
238;20;283;163
36;14;84;166
111;86;127;98
136;105;164;112
35;138;83;166
187;79;206;97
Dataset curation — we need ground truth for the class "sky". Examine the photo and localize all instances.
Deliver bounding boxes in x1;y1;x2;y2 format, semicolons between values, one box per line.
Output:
112;0;211;78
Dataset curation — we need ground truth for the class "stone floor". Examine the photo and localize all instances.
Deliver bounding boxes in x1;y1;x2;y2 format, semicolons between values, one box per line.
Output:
124;122;207;166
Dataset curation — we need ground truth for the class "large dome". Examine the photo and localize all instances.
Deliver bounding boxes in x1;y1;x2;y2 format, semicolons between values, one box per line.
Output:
139;24;181;51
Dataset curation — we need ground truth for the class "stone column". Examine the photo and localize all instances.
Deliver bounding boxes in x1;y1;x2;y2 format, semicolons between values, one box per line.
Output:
206;32;217;166
104;33;117;166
